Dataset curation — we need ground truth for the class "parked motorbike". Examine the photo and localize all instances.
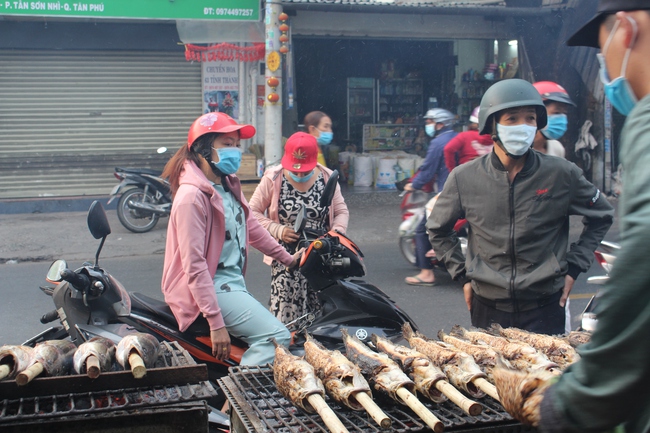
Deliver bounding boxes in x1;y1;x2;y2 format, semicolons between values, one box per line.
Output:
107;148;172;233
26;170;418;398
398;189;467;267
579;240;619;332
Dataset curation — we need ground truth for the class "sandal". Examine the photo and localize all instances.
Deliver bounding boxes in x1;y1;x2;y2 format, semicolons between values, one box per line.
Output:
405;276;435;287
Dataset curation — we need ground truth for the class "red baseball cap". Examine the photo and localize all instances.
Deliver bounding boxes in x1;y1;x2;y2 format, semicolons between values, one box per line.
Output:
187;112;256;149
281;132;318;173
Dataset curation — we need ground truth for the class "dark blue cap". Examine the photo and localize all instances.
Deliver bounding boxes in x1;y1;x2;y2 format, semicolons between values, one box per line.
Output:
567;0;650;48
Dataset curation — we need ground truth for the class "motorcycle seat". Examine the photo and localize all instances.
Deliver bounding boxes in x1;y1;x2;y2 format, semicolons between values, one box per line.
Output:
115;167;162;176
130;292;178;328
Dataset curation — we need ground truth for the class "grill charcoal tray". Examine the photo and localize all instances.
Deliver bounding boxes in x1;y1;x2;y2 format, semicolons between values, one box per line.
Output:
220;364;538;433
0;341;217;424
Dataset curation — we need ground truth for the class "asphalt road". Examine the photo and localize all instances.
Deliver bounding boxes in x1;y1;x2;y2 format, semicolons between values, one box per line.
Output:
0;191;618;345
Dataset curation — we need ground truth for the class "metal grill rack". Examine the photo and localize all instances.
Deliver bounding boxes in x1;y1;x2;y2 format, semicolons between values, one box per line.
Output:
220;364;538;433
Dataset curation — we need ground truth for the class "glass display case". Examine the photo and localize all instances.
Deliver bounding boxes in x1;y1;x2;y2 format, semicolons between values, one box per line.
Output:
347;77;376;143
362;124;423;152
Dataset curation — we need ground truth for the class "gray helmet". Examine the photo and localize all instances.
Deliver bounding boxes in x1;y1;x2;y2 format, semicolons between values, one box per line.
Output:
423;108;456;127
478;79;548;135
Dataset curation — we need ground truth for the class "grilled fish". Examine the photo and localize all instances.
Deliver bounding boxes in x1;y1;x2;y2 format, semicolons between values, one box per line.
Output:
450;325;559;374
0;345;34;381
403;323;486;399
563;330;591;348
303;332;372;411
341;329;416;402
492;359;557;426
438;329;508;383
73;337;116;376
371;334;447;403
115;333;160;370
490;324;579;369
272;338;326;413
31;340;77;377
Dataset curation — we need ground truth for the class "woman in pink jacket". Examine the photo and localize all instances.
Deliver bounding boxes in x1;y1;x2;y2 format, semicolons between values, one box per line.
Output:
160;112;300;366
249;132;349;324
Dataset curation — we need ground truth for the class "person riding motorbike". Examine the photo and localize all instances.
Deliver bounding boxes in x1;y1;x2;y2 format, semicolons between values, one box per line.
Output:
532;81;576;158
160;112;301;366
403;108;457;286
443;106;494;173
249;132;349;324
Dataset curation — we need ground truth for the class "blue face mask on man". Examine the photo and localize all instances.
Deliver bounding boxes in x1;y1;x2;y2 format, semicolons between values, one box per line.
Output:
541;114;568;140
211;147;242;175
425;124;436;137
316;129;333;146
597;17;639;116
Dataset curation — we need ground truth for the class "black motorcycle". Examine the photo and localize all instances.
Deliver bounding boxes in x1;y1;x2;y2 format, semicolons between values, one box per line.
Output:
107;150;172;233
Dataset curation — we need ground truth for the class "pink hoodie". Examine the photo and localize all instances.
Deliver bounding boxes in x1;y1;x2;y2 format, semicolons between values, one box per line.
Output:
248;164;349;265
161;160;294;332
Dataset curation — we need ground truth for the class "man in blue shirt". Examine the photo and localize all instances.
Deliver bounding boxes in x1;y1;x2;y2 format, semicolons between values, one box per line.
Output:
404;108;457;286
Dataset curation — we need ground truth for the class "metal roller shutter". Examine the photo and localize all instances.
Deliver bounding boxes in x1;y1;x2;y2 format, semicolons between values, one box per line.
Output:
0;50;201;199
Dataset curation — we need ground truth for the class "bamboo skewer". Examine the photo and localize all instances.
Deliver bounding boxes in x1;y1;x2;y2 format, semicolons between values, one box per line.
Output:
16;362;44;386
435;380;483;416
396;387;444;433
128;351;147;379
85;355;102;379
0;364;10;381
474;377;500;401
354;391;392;429
307;394;349;433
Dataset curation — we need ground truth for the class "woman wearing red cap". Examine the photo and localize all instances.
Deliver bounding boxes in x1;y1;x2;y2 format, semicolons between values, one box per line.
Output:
249;132;349;324
160;112;301;366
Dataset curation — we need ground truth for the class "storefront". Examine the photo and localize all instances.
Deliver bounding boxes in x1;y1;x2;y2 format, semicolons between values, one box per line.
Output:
0;1;259;200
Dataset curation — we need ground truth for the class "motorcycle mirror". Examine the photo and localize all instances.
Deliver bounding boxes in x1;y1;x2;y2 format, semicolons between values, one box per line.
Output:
46;259;67;282
87;201;111;240
87;201;111;269
294;205;307;233
319;170;339;209
157;147;168;154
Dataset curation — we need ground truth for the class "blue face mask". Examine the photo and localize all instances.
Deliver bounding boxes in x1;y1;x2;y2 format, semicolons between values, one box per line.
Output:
425;124;436;137
211;147;242;175
289;170;314;183
316;130;333;146
597;17;639;116
541;114;568;140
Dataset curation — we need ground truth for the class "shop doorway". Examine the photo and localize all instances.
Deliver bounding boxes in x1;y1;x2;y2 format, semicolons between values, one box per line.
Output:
293;37;455;152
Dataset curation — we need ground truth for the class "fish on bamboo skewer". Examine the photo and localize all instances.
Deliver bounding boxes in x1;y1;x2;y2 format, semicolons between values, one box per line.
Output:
490;324;579;369
437;329;511;384
272;339;349;433
450;325;559;374
16;340;77;386
372;333;483;417
0;345;34;381
116;333;160;379
492;358;557;426
304;332;391;429
342;329;444;433
73;337;116;378
403;323;495;401
563;330;591;348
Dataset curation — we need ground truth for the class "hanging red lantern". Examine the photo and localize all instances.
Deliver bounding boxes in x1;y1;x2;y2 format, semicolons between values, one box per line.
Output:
279;23;289;32
267;92;280;103
279;34;289;43
279;46;289;54
279;12;288;21
267;77;280;88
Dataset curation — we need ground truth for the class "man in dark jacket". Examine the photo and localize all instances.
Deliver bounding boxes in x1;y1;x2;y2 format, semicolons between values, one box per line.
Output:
523;2;650;432
427;79;614;335
403;108;457;286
